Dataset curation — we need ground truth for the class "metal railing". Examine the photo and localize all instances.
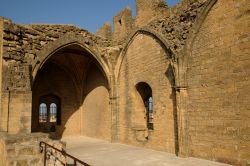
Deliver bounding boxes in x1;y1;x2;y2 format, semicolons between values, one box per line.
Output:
40;141;90;166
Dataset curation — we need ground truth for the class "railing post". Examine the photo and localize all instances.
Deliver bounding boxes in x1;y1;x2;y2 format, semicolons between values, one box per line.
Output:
44;144;47;166
40;141;90;166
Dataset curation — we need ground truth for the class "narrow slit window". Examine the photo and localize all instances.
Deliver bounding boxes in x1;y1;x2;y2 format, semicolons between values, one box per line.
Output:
39;103;47;123
118;19;122;25
146;96;154;130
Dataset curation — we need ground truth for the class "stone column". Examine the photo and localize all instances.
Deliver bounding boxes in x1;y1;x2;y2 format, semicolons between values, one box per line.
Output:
110;74;119;142
176;86;189;157
103;46;121;142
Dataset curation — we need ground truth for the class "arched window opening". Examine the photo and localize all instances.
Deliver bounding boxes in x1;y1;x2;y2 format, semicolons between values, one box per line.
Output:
136;82;154;130
146;96;153;130
39;103;47;123
39;95;60;125
50;103;57;122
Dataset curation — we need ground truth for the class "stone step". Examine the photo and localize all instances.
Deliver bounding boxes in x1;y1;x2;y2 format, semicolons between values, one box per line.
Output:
4;133;49;146
0;133;66;166
8;155;42;166
6;144;42;156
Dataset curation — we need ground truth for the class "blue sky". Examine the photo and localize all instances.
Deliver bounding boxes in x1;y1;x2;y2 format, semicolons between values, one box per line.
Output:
0;0;180;33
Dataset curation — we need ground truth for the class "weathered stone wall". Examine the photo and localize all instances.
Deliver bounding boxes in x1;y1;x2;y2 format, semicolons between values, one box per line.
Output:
135;0;168;27
110;0;208;48
0;0;249;165
1;61;31;133
81;63;110;141
118;33;177;153
96;22;112;40
113;7;133;43
147;0;209;54
0;135;8;166
0;18;111;134
2;20;109;63
185;0;250;165
44;141;67;166
0;133;66;166
0;18;4;132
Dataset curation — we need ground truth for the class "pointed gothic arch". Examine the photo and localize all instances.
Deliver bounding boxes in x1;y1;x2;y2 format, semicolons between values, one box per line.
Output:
32;32;111;86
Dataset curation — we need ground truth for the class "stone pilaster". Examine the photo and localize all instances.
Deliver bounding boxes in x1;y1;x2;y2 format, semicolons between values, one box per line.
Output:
110;74;119;142
175;86;189;157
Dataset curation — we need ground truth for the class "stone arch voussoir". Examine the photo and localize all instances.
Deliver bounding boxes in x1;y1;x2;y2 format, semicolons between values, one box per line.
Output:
115;28;177;85
32;32;111;85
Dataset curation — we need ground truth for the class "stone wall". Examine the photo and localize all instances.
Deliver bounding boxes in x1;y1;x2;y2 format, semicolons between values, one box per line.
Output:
0;133;66;166
118;33;177;153
96;22;112;40
109;0;208;48
0;17;4;132
0;0;249;165
113;7;133;43
185;0;250;165
147;0;209;54
1;61;31;133
81;63;110;141
2;19;109;63
0;17;111;134
0;136;8;166
115;0;250;164
135;0;168;27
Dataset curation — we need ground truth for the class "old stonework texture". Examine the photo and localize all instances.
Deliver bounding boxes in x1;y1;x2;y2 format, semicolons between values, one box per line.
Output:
0;0;249;165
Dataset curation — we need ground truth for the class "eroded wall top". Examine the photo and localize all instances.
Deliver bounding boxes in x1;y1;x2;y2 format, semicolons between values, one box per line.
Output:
1;17;110;64
0;0;211;93
99;0;210;53
147;0;209;54
0;17;113;93
1;0;211;64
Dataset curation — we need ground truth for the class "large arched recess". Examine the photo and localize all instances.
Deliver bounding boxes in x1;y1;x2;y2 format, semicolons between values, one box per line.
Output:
116;28;179;154
31;33;112;140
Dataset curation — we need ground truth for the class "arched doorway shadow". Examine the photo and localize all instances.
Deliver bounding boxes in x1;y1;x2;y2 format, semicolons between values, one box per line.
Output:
80;63;110;140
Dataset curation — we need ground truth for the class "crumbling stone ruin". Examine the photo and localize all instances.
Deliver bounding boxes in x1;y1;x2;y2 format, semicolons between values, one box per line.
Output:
0;0;249;165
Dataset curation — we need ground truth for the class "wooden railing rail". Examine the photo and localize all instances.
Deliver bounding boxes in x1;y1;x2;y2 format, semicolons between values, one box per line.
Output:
40;141;90;166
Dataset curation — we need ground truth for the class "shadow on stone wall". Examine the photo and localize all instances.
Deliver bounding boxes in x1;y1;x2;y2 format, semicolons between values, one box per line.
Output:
165;64;179;155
